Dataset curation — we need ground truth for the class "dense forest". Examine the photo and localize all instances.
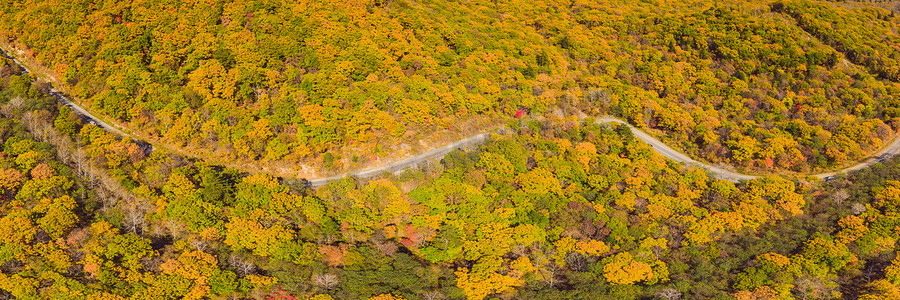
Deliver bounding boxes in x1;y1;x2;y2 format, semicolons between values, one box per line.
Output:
1;60;900;298
1;0;900;176
2;0;900;299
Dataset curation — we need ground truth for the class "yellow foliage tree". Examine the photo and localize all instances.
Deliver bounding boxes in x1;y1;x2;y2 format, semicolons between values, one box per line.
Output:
576;239;611;256
454;259;524;300
153;250;219;300
885;253;900;284
757;252;791;269
573;142;597;169
602;252;654;285
836;215;868;244
875;180;900;211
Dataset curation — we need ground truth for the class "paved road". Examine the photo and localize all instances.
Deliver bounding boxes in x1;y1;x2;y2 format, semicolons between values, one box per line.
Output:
594;117;758;182
812;132;900;179
308;132;493;187
0;47;129;137
594;117;900;181
49;88;130;136
5;44;898;186
309;116;761;187
315;115;900;186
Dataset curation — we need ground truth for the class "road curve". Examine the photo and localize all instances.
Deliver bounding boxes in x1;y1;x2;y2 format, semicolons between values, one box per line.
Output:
587;117;900;181
3;44;898;186
593;117;758;182
813;132;900;179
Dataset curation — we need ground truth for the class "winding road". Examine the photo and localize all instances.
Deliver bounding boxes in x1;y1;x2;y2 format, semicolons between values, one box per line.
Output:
3;44;898;186
593;117;900;181
594;117;759;182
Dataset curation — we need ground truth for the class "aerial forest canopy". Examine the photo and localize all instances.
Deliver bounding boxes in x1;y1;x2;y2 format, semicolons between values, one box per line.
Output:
2;66;900;298
3;0;900;299
2;0;900;176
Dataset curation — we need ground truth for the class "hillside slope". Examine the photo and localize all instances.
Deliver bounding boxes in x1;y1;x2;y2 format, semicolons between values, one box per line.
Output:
2;0;900;177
